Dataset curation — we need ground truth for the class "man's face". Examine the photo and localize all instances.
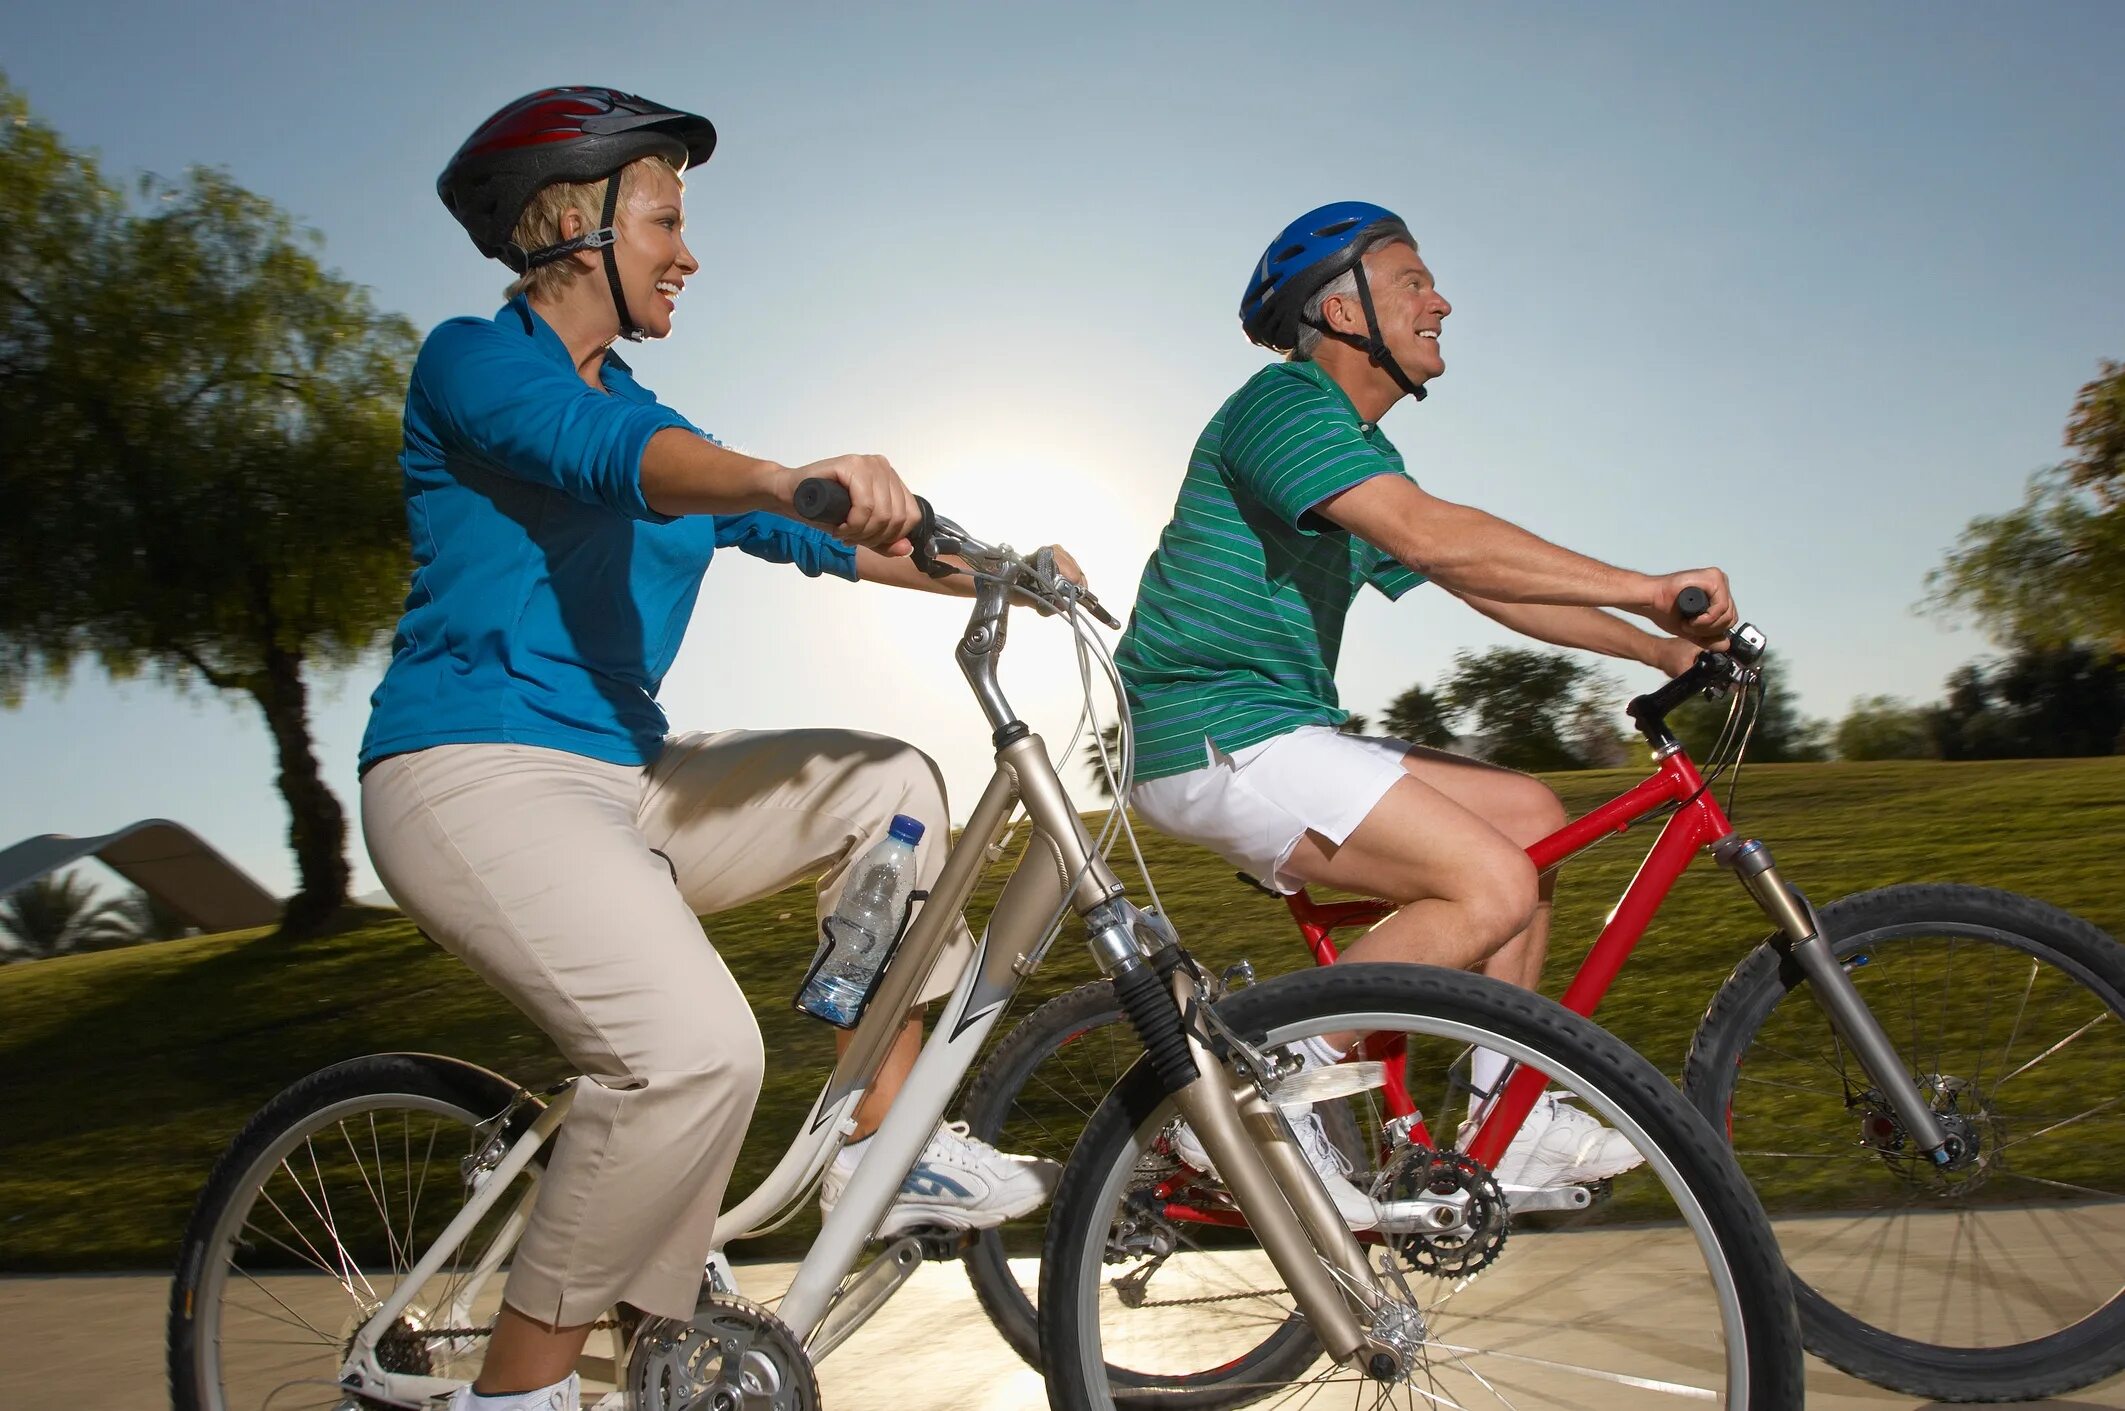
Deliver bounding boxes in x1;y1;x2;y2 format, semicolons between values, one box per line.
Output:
1328;241;1451;384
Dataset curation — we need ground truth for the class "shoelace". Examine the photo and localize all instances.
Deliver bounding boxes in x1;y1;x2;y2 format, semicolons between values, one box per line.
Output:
927;1119;1013;1173
1288;1108;1356;1179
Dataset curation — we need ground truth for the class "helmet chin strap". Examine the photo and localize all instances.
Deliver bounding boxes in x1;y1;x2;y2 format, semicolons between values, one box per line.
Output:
514;174;648;343
1301;259;1427;404
594;175;648;343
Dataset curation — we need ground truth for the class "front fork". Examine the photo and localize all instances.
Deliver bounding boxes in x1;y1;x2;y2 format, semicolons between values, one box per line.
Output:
1716;837;1963;1165
1085;901;1407;1379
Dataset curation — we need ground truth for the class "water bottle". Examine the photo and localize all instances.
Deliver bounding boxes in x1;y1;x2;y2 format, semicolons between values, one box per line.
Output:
795;814;926;1027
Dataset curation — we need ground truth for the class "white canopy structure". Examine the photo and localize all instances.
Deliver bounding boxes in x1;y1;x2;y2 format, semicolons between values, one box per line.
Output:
0;820;281;932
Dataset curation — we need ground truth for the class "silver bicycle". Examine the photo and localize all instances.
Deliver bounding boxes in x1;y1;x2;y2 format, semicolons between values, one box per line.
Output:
168;483;1804;1410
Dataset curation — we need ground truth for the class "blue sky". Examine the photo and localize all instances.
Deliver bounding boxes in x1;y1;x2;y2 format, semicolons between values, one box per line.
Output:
2;1;2121;902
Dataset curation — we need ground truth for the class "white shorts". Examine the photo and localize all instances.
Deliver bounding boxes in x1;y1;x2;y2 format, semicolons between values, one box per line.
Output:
1129;725;1413;893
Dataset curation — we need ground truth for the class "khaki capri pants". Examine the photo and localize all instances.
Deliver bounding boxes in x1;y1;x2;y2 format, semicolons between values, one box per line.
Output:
360;729;973;1325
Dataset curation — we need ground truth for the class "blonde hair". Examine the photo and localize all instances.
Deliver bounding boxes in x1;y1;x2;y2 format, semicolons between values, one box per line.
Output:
505;155;681;301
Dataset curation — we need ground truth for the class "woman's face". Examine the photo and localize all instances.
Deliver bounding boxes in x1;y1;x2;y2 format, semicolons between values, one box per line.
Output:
609;160;698;340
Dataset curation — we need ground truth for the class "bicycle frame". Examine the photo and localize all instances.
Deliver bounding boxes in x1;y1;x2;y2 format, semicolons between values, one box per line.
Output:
1270;741;1955;1178
341;531;1405;1403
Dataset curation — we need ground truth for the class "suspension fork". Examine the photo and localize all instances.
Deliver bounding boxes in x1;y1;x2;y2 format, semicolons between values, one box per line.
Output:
1715;836;1959;1163
1091;903;1402;1375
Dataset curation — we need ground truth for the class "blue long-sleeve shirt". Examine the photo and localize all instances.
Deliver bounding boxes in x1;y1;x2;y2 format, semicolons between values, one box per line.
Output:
360;296;856;769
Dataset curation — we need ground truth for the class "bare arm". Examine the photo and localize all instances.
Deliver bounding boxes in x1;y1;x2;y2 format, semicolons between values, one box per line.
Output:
855;548;973;595
1318;474;1737;642
638;430;920;554
1452;592;1700;676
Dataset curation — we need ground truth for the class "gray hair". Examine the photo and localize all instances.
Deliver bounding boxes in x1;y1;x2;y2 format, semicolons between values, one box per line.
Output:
1292;232;1416;360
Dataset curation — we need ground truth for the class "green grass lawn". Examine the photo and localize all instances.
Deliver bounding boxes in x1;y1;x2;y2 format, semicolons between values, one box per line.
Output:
3;756;2121;1271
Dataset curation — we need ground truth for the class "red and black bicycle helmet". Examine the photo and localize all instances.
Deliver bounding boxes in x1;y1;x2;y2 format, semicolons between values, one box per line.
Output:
438;86;717;273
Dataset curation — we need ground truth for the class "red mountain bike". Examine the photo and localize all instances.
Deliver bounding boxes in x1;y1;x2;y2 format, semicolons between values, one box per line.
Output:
960;617;2125;1405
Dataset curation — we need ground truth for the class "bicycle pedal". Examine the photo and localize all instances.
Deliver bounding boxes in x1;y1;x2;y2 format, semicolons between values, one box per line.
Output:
903;1224;977;1259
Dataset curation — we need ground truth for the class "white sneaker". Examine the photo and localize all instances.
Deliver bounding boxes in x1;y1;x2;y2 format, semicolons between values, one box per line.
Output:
820;1121;1060;1239
1171;1105;1381;1229
1486;1094;1645;1188
444;1372;578;1411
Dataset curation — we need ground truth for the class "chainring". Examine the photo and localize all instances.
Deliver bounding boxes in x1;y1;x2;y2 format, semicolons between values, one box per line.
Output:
1383;1147;1510;1278
626;1292;819;1411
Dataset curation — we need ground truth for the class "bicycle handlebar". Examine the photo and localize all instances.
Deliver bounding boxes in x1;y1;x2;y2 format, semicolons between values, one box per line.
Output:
791;477;852;525
791;476;1122;627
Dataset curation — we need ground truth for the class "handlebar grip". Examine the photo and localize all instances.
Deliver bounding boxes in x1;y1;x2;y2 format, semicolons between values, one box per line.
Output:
793;478;852;527
1675;586;1711;621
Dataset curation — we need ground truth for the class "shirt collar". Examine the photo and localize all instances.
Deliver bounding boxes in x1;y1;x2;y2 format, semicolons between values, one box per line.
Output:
1284;357;1370;427
498;294;638;384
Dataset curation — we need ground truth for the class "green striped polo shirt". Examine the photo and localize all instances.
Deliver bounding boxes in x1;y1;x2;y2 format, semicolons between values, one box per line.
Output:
1115;359;1427;781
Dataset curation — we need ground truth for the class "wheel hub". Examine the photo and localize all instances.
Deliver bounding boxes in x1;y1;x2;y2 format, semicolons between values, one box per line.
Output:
1858;1074;2003;1194
339;1308;441;1411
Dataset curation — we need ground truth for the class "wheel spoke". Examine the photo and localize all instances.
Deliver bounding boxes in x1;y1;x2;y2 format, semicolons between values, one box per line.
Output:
1991;1011;2112;1091
186;1079;527;1411
1422;1342;1719;1401
1992;1094;2125;1154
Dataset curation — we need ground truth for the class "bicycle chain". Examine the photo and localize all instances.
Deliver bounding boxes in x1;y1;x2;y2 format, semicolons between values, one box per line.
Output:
1122;1285;1289;1309
406;1318;622;1340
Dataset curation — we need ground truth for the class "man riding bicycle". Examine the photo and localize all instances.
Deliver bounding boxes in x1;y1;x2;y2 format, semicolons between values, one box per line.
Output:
360;87;1066;1411
1115;201;1739;1225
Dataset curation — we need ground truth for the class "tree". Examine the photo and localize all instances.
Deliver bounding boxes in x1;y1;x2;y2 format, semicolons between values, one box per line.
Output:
1382;683;1458;750
1439;647;1608;772
1336;713;1370;735
1670;652;1830;764
1930;643;2123;760
111;887;198;943
0;81;419;935
1834;696;1938;761
2064;358;2125;502
0;872;133;959
1925;361;2125;651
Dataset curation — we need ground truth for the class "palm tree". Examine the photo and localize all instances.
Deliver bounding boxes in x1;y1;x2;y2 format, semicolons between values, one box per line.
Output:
1081;723;1126;801
0;871;136;959
110;887;196;943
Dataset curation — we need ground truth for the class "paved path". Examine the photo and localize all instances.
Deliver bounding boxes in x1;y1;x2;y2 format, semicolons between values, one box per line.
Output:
11;1244;2122;1409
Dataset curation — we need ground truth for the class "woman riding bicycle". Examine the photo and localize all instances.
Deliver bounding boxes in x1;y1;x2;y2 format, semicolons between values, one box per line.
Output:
359;87;1065;1411
1115;201;1741;1216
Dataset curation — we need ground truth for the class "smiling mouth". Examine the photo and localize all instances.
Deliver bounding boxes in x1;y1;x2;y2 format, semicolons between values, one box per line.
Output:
655;280;682;300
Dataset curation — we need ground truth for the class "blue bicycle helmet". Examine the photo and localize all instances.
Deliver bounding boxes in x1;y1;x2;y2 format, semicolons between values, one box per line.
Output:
1240;201;1428;401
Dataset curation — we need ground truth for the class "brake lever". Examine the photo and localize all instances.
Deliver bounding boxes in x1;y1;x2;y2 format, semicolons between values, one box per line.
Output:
1075;592;1123;630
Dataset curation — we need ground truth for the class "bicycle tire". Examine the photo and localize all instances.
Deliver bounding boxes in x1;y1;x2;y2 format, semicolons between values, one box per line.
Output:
1684;883;2125;1403
1041;963;1804;1410
168;1052;551;1411
960;979;1369;1383
960;980;1127;1369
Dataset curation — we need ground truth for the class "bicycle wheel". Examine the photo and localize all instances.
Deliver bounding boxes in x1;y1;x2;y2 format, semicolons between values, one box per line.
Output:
961;980;1370;1376
168;1053;611;1411
1684;883;2125;1402
960;980;1130;1368
1041;963;1804;1410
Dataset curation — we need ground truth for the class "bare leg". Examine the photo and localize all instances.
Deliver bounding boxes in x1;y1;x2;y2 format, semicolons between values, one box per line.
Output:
474;1304;596;1396
840;1010;925;1140
1280;746;1565;1048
